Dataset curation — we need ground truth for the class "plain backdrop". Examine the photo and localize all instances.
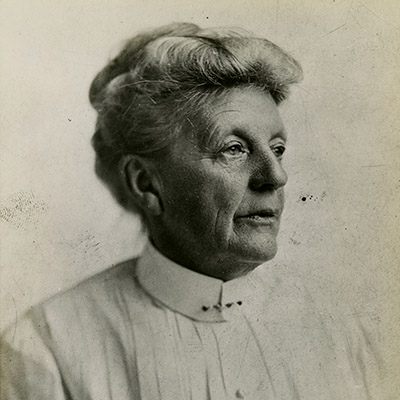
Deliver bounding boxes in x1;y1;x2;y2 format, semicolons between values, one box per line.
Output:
1;0;399;376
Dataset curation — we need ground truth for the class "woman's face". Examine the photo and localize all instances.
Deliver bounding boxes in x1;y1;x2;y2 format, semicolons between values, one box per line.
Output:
149;87;288;280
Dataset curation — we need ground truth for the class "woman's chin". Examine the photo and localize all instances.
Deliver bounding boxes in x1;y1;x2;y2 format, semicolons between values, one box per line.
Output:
219;246;277;281
227;236;278;268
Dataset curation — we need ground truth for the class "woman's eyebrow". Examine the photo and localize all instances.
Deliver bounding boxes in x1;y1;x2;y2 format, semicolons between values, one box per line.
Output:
270;130;287;141
203;126;247;147
230;127;287;142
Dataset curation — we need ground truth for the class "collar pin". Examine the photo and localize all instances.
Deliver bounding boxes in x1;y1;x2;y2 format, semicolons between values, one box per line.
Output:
201;301;243;311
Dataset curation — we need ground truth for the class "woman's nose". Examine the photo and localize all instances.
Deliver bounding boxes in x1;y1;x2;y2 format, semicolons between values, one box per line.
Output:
249;152;288;192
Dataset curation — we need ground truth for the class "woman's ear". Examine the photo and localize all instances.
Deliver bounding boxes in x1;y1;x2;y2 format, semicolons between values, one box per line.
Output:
120;155;163;216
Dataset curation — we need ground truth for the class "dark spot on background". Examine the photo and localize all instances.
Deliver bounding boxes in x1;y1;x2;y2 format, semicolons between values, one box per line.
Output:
0;191;48;229
300;194;323;202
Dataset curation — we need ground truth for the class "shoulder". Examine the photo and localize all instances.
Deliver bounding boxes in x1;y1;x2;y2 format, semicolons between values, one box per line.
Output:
1;257;150;354
260;263;390;397
297;275;389;398
0;258;151;399
43;258;140;309
37;257;153;335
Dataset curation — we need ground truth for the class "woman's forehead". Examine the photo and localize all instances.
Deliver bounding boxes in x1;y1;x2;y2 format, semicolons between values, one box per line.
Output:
201;88;286;144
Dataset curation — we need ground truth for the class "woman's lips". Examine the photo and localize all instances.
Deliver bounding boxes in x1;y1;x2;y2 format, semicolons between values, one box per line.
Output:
236;209;280;218
234;209;280;225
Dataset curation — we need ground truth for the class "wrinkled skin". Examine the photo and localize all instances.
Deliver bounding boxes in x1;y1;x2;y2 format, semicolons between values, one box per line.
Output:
148;87;288;280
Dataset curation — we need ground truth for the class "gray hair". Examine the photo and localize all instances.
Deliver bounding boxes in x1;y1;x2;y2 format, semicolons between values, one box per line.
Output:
89;22;302;214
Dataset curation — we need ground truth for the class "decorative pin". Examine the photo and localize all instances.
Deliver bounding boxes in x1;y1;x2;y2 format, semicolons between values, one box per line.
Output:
201;301;243;311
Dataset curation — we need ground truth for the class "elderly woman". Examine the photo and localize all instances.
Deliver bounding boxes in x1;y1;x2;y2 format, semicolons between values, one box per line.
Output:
1;23;384;399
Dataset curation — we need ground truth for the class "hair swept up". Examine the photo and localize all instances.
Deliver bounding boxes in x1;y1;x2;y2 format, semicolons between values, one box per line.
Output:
89;22;302;215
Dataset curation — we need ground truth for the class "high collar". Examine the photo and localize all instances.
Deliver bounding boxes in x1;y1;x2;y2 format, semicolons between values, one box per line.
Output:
136;241;265;322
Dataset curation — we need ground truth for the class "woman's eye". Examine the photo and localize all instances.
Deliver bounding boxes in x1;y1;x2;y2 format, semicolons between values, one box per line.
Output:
272;145;286;159
223;143;247;157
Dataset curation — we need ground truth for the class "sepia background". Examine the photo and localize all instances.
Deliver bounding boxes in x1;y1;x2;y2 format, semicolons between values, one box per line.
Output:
1;0;399;379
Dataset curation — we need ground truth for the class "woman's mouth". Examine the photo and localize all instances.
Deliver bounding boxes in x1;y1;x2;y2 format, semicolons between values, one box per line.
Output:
234;209;280;225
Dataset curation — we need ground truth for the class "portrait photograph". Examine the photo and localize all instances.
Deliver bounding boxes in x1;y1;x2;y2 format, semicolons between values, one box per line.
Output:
1;0;399;398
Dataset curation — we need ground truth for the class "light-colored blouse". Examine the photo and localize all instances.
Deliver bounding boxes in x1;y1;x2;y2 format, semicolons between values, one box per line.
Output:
1;243;386;399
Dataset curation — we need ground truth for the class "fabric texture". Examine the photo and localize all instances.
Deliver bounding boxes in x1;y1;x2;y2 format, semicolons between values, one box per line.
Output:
0;243;387;399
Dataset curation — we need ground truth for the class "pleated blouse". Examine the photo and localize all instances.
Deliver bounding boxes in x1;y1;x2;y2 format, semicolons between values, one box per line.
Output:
1;243;386;399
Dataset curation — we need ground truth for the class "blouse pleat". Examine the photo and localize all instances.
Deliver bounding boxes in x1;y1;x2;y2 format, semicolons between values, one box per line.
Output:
168;312;191;399
194;324;227;400
179;317;209;400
